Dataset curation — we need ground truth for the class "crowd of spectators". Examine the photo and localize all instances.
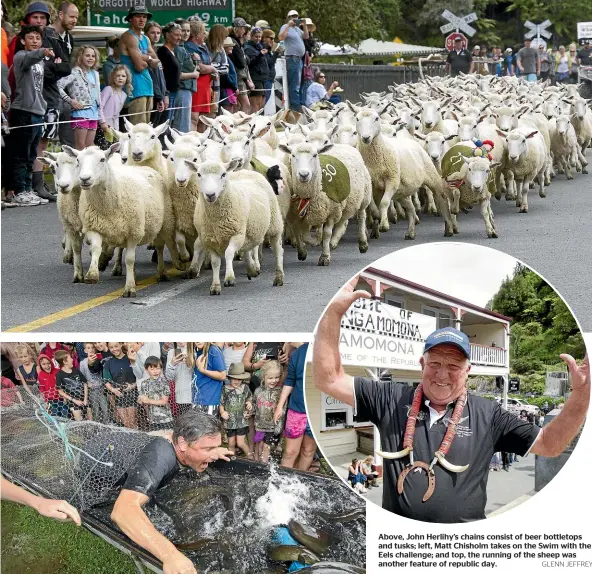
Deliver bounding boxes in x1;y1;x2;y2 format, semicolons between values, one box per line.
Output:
446;34;592;83
1;2;323;208
0;342;319;471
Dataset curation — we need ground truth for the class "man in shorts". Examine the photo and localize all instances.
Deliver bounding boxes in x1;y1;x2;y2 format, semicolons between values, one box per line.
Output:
111;409;234;574
516;37;540;82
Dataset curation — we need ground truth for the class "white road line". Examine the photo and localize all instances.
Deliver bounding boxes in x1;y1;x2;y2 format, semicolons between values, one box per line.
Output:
132;277;208;308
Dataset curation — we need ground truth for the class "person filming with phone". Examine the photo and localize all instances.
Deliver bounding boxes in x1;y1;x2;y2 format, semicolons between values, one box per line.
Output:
278;9;309;124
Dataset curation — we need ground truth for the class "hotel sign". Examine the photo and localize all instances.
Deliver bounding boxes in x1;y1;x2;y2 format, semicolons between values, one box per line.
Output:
339;299;437;370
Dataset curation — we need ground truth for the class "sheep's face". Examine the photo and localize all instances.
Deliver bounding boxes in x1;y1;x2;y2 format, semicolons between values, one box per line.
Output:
113;132;130;163
334;125;357;147
194;161;233;203
420;101;441;130
127;121;168;162
53;154;80;194
541;101;559;120
463;157;493;193
426;133;446;162
397;109;420;132
356;110;382;144
555;115;571;137
312;110;334;131
77;146;109;189
494;108;516;132
571;98;587;120
215;116;235;134
221;132;252;169
505;132;531;163
457;118;478;142
166;144;203;187
287;143;320;185
306;130;331;152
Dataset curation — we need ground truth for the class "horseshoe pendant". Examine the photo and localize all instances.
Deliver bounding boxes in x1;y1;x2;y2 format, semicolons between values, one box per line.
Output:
397;461;436;502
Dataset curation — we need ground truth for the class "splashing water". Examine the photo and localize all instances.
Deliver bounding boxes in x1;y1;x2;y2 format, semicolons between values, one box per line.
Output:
254;462;311;529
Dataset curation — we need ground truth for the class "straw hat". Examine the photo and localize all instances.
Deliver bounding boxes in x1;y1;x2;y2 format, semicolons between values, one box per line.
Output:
223;36;234;47
302;17;316;32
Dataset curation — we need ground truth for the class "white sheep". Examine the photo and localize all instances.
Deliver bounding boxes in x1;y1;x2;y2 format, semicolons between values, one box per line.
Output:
549;114;584;180
184;159;285;294
497;127;547;213
71;144;170;297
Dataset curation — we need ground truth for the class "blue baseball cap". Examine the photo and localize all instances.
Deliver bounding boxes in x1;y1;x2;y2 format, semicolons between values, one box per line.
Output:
424;327;470;358
454;35;463;41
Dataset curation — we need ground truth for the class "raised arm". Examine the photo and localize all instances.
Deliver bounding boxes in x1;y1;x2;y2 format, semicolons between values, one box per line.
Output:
530;354;589;457
111;489;196;573
312;277;371;407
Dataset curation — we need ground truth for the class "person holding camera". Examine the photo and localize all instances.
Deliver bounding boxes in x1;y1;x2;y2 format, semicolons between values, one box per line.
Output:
278;9;309;123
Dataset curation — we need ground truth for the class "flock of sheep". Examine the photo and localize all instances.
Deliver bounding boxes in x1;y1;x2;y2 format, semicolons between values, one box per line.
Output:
39;73;592;297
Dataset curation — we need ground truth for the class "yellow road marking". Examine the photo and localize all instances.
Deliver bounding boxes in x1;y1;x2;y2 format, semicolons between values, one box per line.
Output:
6;268;183;333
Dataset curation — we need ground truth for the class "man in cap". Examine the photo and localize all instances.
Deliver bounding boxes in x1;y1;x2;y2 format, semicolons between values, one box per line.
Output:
279;9;309;123
8;2;71;203
120;5;160;125
446;35;473;76
516;36;540;82
228;17;254;113
312;277;589;523
577;39;592;67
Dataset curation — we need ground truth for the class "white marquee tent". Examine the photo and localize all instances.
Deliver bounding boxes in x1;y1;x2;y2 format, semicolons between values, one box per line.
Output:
319;38;445;57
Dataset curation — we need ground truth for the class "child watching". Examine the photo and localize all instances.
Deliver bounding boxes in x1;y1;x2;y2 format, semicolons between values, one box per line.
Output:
220;363;253;459
137;356;173;431
98;64;130;148
37;353;65;417
9;25;53;206
57;45;107;150
55;350;89;421
253;360;285;463
14;344;38;394
79;342;109;424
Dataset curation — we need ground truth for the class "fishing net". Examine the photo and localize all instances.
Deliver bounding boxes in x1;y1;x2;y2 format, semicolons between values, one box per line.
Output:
1;386;154;511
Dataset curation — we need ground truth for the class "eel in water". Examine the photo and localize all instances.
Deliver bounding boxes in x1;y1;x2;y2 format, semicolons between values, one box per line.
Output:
268;545;321;565
298;562;365;573
288;520;334;555
174;538;217;552
316;509;365;523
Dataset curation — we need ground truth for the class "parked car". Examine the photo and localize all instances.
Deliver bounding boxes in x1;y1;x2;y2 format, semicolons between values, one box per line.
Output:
495;397;539;415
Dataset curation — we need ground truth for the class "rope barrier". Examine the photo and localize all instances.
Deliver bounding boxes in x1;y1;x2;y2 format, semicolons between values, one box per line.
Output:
3;88;260;132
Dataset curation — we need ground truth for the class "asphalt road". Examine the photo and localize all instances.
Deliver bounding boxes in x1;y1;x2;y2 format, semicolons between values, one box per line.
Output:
2;168;591;333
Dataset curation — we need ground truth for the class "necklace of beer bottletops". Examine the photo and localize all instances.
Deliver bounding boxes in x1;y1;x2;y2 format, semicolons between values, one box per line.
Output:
377;383;470;502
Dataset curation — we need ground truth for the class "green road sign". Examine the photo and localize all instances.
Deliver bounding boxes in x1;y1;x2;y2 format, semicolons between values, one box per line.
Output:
90;0;234;28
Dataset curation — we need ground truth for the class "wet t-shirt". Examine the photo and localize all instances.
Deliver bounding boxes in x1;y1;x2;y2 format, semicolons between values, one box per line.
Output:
122;437;180;498
354;378;540;523
221;385;252;430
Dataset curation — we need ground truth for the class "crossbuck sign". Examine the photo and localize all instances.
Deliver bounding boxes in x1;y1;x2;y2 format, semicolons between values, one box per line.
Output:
524;20;552;41
440;9;478;37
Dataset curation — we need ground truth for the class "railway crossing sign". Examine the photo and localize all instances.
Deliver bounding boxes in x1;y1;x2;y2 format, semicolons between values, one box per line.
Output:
445;32;468;51
524;19;552;41
440;10;478;37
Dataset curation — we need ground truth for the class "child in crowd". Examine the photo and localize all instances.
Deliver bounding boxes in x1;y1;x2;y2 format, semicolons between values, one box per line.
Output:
57;45;108;150
14;344;37;393
79;342;109;424
101;64;130;130
137;356;173;431
54;350;88;422
253;360;285;463
37;353;65;416
103;342;137;429
8;25;53;206
220;363;253;458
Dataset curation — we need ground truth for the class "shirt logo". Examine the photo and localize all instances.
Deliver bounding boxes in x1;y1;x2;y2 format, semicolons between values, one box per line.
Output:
442;415;473;437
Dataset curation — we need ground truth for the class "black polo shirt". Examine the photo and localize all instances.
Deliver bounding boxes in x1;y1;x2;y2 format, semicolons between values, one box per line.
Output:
447;49;472;76
354;378;540;523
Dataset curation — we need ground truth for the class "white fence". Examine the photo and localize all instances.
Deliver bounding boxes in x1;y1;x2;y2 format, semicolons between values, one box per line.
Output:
470;343;506;367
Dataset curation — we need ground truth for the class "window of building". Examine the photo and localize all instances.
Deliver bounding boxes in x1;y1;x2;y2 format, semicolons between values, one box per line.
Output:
384;293;404;308
421;305;454;329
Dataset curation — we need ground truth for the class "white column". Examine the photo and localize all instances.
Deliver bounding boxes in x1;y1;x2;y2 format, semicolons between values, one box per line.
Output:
373;424;382;466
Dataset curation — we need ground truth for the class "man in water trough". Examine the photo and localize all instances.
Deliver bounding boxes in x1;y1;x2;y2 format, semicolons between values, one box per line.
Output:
111;409;234;574
313;277;590;523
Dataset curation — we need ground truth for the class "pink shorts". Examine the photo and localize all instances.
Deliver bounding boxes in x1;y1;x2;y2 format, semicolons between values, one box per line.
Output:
283;409;308;439
72;119;98;130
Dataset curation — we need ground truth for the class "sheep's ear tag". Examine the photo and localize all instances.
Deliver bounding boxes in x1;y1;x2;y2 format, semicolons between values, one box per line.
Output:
319;155;350;203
